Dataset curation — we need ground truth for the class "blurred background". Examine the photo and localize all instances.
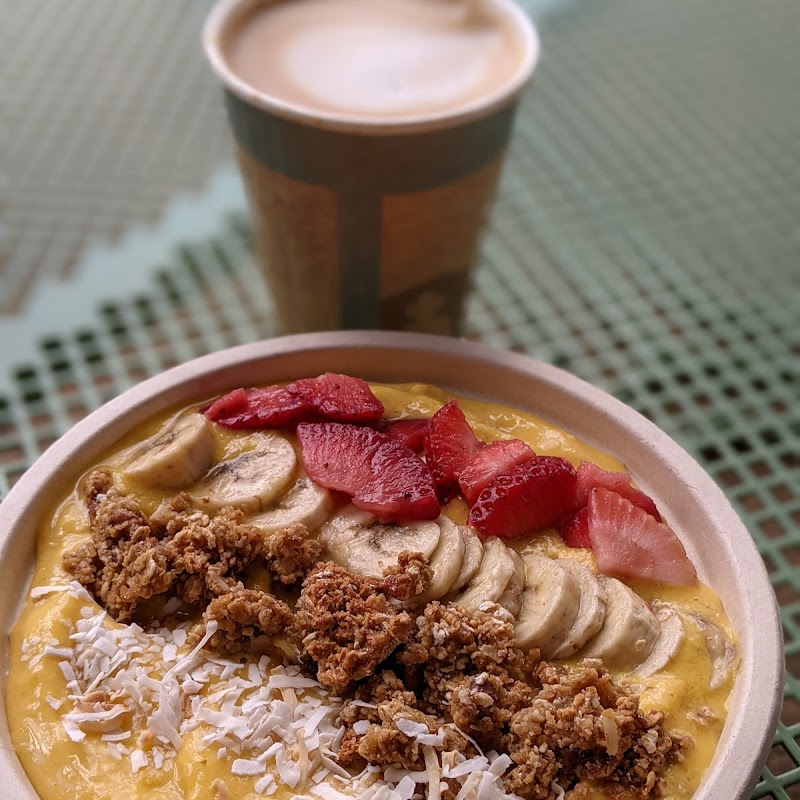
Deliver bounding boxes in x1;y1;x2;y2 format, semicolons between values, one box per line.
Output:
1;1;798;794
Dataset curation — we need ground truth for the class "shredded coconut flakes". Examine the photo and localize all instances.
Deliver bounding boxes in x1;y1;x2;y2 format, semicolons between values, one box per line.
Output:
27;582;536;800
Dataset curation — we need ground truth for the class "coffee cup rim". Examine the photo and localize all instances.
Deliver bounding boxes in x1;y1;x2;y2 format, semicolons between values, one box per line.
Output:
202;0;541;135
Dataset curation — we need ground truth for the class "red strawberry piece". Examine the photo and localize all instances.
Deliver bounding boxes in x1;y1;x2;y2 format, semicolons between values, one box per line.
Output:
458;439;536;505
468;455;578;539
587;487;697;585
378;418;429;451
297;422;439;521
560;506;591;548
203;387;249;420
204;385;311;429
291;373;384;424
203;373;384;429
576;461;661;521
424;400;482;500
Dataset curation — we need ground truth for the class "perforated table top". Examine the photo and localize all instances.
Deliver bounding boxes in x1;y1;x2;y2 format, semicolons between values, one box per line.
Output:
1;0;798;797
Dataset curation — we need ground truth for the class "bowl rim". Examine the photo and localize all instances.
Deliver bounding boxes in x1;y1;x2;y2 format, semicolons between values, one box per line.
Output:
0;331;784;800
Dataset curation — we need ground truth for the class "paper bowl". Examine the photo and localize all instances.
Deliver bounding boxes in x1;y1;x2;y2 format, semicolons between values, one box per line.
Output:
0;331;783;799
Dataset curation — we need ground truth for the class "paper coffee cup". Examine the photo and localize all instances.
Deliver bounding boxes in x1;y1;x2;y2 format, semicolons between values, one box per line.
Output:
203;0;539;335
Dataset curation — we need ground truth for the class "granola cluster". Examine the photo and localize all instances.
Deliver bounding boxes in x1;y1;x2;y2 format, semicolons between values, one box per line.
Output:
64;470;320;632
334;602;683;799
293;552;436;694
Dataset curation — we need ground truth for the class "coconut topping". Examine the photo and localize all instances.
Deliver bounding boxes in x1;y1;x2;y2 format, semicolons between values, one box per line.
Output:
25;582;344;790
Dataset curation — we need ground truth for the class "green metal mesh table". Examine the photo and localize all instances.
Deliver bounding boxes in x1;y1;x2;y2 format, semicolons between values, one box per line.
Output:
2;0;798;796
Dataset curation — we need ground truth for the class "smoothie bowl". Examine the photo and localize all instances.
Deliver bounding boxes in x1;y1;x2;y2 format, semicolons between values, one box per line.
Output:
0;332;782;800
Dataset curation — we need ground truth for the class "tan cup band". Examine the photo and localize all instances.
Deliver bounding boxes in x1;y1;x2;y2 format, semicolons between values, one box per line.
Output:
225;90;517;328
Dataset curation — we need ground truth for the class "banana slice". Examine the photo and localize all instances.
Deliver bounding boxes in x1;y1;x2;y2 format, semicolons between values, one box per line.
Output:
580;577;660;670
513;555;581;655
192;433;297;513
449;527;484;594
498;548;525;618
636;602;684;678
248;476;334;533
550;560;608;659
691;614;736;689
418;517;467;602
122;412;214;488
320;505;441;579
456;537;516;611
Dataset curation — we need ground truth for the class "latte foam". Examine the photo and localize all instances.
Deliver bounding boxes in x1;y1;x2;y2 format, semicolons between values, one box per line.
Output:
224;0;527;121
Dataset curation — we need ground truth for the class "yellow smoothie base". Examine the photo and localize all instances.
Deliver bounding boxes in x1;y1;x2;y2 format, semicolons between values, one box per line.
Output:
7;382;735;800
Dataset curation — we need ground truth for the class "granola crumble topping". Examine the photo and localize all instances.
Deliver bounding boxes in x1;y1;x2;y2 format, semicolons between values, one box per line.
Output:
263;523;323;586
335;602;684;799
294;562;418;694
199;586;296;654
60;471;687;798
63;470;319;634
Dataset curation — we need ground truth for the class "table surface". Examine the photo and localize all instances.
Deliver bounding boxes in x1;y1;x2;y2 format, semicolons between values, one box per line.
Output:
2;0;798;797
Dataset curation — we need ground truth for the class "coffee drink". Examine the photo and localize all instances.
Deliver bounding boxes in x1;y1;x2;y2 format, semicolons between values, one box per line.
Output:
205;0;538;333
223;0;527;121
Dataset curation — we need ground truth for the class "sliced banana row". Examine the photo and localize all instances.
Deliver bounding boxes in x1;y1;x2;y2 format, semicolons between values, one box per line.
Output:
511;560;665;670
320;502;681;675
453;541;682;673
119;413;337;530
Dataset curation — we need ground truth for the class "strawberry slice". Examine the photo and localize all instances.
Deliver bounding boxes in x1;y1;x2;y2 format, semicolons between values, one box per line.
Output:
297;422;439;521
204;385;311;429
291;373;384;424
458;439;536;505
203;387;249;420
468;455;578;539
560;506;591;548
576;461;661;521
424;400;482;500
587;487;697;585
378;418;429;451
204;373;384;429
